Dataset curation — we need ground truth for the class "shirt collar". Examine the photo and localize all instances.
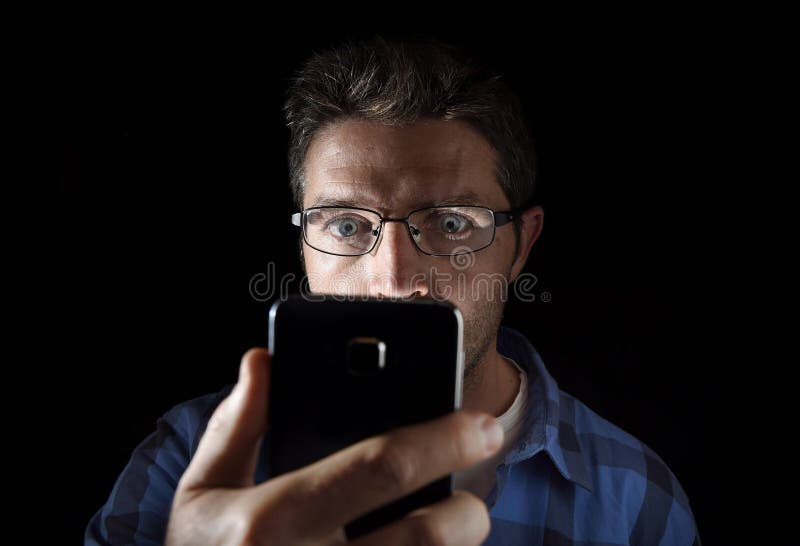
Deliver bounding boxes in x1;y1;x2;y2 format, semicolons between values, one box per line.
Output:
496;325;594;493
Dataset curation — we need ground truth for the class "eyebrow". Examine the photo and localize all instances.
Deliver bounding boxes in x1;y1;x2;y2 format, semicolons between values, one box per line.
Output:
309;191;485;210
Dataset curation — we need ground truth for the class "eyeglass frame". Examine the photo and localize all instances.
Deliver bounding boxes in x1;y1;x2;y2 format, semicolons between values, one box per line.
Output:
290;204;521;257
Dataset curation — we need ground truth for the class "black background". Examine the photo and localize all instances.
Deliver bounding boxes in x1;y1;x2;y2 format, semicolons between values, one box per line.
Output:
55;13;722;544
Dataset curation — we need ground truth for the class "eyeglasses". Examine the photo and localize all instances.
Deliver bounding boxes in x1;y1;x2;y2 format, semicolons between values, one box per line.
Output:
291;205;519;257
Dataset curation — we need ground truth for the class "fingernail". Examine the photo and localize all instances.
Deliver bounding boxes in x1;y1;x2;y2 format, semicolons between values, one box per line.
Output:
481;416;503;452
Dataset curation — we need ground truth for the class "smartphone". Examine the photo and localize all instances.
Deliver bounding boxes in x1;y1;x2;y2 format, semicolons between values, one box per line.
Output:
266;295;464;539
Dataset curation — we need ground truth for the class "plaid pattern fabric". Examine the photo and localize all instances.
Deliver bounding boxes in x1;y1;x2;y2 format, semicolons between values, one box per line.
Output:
85;326;701;545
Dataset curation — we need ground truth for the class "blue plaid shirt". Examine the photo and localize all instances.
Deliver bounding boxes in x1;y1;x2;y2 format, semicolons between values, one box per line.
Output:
86;326;701;545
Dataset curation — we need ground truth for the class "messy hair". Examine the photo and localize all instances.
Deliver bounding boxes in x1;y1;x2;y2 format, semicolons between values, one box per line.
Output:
284;35;537;217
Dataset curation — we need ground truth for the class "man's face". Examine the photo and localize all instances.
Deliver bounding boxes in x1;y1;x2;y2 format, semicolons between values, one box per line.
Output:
301;118;521;387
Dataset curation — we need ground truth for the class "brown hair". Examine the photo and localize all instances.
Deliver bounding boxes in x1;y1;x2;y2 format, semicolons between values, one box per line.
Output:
284;35;537;216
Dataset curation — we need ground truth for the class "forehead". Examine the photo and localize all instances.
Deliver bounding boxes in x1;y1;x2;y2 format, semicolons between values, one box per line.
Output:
303;118;508;211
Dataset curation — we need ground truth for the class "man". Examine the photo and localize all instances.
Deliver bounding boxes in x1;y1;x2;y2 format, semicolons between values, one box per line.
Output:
86;36;700;545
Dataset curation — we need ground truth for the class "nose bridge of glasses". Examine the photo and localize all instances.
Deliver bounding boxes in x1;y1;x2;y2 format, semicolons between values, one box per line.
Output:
382;216;420;234
372;217;419;254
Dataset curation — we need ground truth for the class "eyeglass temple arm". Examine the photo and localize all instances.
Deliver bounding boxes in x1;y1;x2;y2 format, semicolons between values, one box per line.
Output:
494;209;521;226
291;212;302;226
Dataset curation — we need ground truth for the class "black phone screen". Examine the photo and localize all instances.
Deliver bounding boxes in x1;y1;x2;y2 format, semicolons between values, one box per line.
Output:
267;295;464;538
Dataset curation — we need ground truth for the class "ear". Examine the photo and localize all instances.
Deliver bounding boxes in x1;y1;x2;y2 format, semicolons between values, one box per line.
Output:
509;206;544;283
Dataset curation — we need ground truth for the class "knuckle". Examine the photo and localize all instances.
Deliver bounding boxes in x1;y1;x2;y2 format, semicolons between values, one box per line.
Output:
462;491;491;523
230;518;260;546
451;425;474;463
363;437;417;491
232;491;293;545
449;412;480;460
406;514;449;546
453;491;492;542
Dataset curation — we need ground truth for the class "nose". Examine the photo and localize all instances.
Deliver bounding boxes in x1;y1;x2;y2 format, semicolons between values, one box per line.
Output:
366;221;430;299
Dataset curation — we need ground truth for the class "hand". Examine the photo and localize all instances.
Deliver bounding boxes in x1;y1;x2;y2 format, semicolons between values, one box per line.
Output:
165;348;504;546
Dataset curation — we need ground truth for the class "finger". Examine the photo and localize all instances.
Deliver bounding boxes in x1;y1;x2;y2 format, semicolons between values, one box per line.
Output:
179;348;270;491
348;490;491;546
282;410;503;538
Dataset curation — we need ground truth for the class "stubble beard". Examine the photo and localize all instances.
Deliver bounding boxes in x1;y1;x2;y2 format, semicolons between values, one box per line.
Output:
459;273;509;395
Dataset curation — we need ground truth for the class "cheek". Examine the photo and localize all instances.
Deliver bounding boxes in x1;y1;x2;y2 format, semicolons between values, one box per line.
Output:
491;227;517;264
304;253;362;293
429;248;512;305
304;253;336;291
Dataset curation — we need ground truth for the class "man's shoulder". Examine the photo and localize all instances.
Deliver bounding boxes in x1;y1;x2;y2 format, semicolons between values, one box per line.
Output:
565;389;690;498
157;384;235;454
562;390;653;458
558;390;699;543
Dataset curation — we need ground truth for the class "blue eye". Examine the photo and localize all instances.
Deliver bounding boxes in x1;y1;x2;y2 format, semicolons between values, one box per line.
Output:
329;217;360;237
440;214;467;233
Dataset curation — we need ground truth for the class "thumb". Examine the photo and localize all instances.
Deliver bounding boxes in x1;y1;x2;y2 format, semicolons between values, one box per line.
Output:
179;348;270;491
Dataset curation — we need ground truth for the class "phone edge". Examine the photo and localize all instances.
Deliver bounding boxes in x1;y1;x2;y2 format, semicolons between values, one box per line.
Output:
268;299;281;356
452;306;464;411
